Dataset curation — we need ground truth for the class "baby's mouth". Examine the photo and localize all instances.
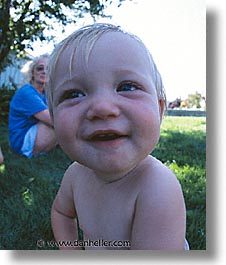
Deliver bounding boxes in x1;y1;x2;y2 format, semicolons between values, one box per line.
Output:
87;130;127;142
91;133;124;141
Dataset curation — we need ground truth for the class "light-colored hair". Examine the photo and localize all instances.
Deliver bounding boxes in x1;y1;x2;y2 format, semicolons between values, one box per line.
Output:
46;23;166;117
21;54;49;85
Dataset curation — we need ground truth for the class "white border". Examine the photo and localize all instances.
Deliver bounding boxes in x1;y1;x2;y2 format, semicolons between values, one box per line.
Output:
3;0;225;264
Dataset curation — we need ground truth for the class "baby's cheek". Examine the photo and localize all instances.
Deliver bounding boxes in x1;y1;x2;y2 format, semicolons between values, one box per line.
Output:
53;115;69;140
139;113;161;150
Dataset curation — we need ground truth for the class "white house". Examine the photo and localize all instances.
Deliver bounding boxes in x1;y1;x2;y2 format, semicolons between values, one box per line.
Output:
0;53;33;89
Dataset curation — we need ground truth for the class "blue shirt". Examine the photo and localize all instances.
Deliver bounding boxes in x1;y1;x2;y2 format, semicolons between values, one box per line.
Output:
8;84;48;154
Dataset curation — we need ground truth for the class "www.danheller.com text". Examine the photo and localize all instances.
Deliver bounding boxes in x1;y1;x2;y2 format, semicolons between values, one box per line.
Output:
37;238;131;248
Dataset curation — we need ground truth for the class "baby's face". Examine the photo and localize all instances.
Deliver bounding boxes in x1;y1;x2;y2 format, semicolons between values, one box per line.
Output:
52;32;164;181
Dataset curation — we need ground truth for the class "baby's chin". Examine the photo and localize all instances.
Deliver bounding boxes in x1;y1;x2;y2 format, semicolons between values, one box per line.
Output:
63;142;153;183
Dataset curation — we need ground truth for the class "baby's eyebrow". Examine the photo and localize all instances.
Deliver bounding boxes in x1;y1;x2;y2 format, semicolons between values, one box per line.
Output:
55;72;84;91
53;76;84;102
55;79;70;92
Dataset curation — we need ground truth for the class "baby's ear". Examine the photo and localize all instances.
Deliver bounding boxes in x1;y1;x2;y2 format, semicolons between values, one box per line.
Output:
159;98;165;123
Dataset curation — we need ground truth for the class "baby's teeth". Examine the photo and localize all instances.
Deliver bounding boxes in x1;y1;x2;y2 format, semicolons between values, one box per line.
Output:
99;134;107;137
99;134;115;137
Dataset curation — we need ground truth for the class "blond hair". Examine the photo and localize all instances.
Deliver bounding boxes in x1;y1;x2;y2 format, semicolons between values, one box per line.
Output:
46;23;166;117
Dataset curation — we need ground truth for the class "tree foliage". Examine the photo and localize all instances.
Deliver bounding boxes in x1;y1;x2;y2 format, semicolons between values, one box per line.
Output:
0;0;124;71
187;92;206;109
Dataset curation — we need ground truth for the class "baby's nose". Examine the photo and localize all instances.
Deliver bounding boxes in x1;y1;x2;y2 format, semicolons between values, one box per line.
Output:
86;96;120;121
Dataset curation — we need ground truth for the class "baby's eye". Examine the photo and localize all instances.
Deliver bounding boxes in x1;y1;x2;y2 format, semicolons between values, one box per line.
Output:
117;82;140;92
59;89;86;103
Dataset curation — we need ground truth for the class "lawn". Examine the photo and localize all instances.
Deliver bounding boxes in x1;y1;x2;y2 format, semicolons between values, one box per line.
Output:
0;116;206;250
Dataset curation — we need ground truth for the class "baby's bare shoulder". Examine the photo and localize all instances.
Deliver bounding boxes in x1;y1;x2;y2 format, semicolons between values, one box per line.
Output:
55;161;90;201
63;161;91;183
131;157;186;249
137;156;183;202
63;162;98;196
53;162;92;216
64;161;86;176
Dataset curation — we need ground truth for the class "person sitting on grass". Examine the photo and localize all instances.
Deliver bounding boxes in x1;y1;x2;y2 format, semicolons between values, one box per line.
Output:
8;54;57;158
47;23;189;250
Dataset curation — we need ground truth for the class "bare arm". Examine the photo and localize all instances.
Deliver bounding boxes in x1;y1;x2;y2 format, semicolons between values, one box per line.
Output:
51;198;81;250
34;109;53;127
51;167;82;250
131;169;186;250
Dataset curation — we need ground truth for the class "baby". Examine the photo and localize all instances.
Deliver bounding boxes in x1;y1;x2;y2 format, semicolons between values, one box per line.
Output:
47;23;187;250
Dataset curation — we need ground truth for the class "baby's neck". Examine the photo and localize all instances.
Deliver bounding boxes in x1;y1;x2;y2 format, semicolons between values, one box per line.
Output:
92;157;149;184
94;169;135;184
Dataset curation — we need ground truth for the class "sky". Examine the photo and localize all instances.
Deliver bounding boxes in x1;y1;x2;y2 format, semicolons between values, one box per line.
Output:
29;0;206;101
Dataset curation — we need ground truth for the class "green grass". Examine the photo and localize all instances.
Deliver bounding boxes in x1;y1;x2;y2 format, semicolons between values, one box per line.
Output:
0;116;206;250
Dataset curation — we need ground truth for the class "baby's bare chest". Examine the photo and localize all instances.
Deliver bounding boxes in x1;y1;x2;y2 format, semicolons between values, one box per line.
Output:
74;183;138;245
